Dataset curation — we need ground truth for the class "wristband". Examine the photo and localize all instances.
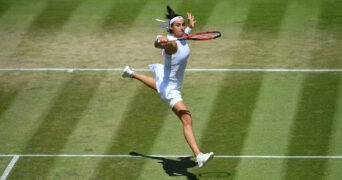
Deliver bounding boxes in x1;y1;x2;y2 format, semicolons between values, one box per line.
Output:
185;27;192;34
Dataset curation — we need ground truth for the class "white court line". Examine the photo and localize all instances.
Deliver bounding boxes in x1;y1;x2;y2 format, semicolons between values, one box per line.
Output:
0;155;19;180
0;68;342;72
1;154;342;159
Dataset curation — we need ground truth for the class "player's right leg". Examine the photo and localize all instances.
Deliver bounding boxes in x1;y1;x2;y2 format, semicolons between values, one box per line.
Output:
122;66;157;91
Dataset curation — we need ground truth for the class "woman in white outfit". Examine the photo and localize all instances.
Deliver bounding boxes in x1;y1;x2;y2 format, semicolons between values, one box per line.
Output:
122;6;213;168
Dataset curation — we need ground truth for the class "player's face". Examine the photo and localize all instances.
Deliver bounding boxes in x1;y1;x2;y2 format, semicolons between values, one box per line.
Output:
171;19;185;37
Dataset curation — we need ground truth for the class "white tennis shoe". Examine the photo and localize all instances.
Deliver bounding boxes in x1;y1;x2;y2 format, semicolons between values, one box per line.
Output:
196;152;214;168
122;66;134;78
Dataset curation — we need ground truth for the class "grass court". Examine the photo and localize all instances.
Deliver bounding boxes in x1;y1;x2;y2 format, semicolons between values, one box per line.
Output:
0;0;342;179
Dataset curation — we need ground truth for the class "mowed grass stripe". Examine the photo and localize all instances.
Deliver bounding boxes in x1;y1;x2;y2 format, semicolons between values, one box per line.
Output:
93;85;169;179
310;1;342;68
190;0;249;143
26;0;82;34
0;73;67;154
270;1;320;68
185;0;251;69
0;73;28;119
46;73;138;179
21;73;105;154
200;1;288;177
101;0;147;33
43;0;116;68
0;0;10;18
236;2;320;179
0;0;48;66
284;2;342;179
231;1;288;68
12;0;82;64
324;4;342;174
9;73;105;179
325;78;342;179
235;74;304;180
241;1;289;37
61;0;115;33
284;73;340;179
78;0;155;69
200;72;263;174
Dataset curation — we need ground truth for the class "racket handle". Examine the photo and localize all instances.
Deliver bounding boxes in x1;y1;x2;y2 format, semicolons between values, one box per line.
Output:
167;36;178;41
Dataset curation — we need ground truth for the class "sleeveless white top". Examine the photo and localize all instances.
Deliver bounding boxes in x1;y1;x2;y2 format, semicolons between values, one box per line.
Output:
149;35;190;107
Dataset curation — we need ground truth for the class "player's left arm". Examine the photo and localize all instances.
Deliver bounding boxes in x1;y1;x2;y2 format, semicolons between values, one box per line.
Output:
185;12;196;35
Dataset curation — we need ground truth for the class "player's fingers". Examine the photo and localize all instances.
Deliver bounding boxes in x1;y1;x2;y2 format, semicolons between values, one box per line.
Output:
187;13;194;20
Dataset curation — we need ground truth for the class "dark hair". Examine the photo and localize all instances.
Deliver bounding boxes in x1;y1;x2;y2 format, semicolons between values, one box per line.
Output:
165;5;182;33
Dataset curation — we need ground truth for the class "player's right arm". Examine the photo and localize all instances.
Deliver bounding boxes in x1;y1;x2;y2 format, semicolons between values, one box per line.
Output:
154;35;177;54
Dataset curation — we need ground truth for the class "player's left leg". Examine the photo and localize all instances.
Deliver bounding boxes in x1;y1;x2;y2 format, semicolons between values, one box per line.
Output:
172;100;214;168
172;101;201;156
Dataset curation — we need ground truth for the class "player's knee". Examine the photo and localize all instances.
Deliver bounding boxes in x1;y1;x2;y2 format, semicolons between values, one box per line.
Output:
178;110;192;126
182;118;192;127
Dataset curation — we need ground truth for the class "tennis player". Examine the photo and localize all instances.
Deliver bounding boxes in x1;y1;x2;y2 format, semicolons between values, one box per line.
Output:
122;5;214;168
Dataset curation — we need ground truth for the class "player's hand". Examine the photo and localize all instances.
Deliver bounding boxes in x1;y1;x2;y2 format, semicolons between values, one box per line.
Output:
187;12;196;29
158;36;168;43
155;35;173;49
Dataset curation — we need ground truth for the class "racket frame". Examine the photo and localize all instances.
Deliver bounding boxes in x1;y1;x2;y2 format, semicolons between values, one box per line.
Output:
168;31;221;41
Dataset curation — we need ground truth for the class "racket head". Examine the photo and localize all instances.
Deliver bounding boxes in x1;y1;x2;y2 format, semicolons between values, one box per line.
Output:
167;31;222;41
187;31;221;40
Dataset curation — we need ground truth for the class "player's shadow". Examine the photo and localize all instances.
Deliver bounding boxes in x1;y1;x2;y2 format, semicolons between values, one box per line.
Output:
130;152;199;180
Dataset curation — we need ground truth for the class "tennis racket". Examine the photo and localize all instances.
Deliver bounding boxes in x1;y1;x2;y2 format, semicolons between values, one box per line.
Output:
168;31;221;41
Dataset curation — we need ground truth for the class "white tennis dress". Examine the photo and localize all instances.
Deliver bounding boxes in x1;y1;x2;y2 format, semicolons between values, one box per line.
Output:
149;35;190;108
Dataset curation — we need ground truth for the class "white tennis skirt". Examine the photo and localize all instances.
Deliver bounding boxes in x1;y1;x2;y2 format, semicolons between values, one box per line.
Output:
149;63;183;108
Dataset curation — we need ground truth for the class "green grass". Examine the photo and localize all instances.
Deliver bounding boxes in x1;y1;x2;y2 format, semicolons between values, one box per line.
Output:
0;0;342;179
